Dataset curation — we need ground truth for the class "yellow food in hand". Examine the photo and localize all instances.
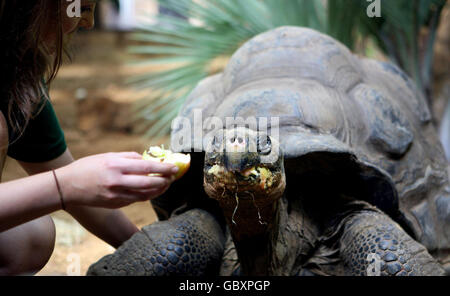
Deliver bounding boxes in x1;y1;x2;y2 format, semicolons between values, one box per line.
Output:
142;146;191;180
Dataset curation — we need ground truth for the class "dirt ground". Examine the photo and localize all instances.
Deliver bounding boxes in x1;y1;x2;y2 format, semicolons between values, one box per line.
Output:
2;31;168;275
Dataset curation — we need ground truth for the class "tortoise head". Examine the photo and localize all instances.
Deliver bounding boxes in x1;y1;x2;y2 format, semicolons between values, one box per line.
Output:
203;127;285;240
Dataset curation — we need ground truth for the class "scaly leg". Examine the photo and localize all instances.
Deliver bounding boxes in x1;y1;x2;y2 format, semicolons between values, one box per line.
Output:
339;211;445;276
87;209;225;276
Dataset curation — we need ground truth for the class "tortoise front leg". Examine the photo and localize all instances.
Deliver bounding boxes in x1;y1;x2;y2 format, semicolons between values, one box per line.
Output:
87;209;225;276
339;210;445;276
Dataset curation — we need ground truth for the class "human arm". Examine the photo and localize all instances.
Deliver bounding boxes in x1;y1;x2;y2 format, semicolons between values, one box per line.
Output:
1;150;177;244
16;149;139;247
0;169;64;232
15;149;177;248
0;112;63;232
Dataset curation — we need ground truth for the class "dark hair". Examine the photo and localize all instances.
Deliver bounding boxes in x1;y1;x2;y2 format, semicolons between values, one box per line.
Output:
0;0;64;138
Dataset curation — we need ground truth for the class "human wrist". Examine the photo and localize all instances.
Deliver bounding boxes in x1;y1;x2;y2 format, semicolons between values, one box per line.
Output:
53;166;76;208
52;169;66;211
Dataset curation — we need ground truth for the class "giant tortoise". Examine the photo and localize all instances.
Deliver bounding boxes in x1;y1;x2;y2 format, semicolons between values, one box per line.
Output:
88;27;450;276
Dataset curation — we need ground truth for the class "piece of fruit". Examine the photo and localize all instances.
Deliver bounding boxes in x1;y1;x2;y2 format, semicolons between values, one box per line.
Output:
142;146;191;180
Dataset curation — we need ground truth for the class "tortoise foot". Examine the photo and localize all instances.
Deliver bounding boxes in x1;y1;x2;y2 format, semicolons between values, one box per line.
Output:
87;209;225;276
340;211;445;276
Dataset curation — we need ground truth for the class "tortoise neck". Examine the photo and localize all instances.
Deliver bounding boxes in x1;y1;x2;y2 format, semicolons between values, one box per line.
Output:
221;198;281;275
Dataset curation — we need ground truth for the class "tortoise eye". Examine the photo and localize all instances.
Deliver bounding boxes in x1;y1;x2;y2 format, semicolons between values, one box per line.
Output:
257;135;271;155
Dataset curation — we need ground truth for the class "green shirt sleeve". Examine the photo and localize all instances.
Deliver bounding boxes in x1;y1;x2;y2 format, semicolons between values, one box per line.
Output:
7;98;67;163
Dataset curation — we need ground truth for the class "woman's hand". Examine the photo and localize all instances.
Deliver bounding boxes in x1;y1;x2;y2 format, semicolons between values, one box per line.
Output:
55;152;178;209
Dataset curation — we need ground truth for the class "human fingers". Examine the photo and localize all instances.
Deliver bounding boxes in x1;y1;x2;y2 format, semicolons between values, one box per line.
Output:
111;152;143;159
117;175;169;190
113;187;169;203
116;158;178;175
135;182;171;199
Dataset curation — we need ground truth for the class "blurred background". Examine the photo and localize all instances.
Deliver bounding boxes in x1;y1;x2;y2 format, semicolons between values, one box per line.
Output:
2;0;449;275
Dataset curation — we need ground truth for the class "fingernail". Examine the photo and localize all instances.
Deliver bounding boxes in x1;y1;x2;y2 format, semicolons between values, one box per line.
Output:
171;167;179;174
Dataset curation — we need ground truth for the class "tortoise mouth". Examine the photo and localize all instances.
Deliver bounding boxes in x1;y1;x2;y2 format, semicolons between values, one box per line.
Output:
205;164;278;191
203;163;285;203
203;163;286;236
